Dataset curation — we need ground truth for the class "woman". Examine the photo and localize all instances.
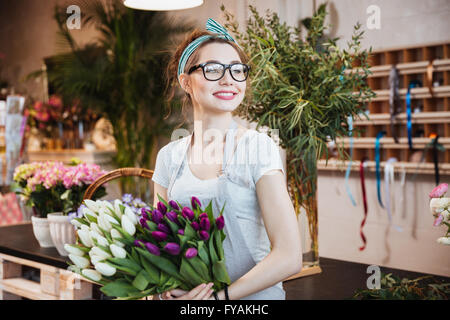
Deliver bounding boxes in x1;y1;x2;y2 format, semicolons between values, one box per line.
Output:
152;19;301;300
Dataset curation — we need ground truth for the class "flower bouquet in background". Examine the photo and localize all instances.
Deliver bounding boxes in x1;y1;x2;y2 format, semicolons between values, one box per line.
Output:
12;159;107;251
429;183;450;245
12;159;107;218
67;195;230;300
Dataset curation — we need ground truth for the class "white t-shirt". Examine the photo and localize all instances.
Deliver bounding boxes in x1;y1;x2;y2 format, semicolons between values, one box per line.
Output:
152;129;286;298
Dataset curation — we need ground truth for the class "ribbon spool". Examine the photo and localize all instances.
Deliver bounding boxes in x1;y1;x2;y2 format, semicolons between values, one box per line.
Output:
406;80;422;150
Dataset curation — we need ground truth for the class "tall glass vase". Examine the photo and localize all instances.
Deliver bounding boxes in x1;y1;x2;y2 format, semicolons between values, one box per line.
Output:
286;151;319;268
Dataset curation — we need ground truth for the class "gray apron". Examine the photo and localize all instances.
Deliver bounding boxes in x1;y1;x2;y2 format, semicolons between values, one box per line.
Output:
167;120;285;300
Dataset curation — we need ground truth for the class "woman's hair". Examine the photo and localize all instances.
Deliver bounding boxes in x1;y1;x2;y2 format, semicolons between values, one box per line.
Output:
165;29;250;127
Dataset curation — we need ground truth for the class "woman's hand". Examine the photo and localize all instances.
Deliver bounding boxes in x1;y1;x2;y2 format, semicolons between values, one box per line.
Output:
161;283;214;300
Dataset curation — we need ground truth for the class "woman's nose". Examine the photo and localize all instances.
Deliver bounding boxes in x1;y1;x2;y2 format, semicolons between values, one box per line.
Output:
218;69;234;85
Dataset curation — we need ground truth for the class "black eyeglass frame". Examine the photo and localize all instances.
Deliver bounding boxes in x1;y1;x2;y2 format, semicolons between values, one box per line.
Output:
187;62;250;82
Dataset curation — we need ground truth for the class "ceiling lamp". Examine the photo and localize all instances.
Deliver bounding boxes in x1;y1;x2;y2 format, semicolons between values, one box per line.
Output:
123;0;203;11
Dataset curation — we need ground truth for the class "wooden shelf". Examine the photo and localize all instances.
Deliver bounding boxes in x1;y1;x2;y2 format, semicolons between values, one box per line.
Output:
335;137;450;149
354;111;450;125
317;159;450;176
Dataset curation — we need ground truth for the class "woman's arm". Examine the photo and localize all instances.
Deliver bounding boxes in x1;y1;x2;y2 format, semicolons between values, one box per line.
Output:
215;169;302;300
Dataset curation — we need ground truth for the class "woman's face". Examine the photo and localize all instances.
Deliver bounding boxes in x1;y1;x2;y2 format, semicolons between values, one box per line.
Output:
183;42;247;114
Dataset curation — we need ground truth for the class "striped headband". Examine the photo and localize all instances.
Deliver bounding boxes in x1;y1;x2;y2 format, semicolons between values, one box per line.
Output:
177;18;237;83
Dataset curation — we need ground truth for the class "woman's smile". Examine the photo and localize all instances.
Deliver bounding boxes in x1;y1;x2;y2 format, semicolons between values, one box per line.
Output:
213;90;238;100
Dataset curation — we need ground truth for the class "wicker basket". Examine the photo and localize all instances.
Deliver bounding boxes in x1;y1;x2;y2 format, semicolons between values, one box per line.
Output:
83;167;154;201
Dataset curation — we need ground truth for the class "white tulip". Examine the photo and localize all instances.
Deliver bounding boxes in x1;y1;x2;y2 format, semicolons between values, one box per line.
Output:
90;254;105;265
103;212;120;226
70;219;83;228
430;197;450;214
124;206;137;225
77;230;94;247
113;240;125;248
110;228;122;240
110;244;127;259
95;262;116;276
437;237;450;245
82;206;97;220
80;224;90;232
82;268;102;282
90;246;112;260
114;200;123;219
103;200;115;213
84;199;100;212
97;213;112;232
69;254;90;269
121;215;136;236
96;234;109;247
442;210;450;221
90;222;103;235
64;244;85;257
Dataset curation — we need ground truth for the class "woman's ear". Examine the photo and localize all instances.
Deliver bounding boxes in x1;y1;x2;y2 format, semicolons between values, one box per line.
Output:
179;74;192;95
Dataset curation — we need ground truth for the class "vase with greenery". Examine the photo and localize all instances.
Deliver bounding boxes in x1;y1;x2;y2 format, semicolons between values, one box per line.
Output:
222;4;374;268
38;0;192;201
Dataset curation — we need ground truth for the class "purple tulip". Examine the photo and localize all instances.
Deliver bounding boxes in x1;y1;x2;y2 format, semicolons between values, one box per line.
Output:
200;217;210;231
157;202;167;215
199;212;208;220
191;196;202;210
151;231;168;242
140;208;151;220
185;248;198;259
215;216;225;230
168;200;180;210
164;242;181;255
199;230;210;241
166;211;180;225
157;223;171;234
182;207;194;221
191;221;200;231
152;209;163;224
178;229;185;235
145;242;160;256
140;217;149;229
134;239;145;248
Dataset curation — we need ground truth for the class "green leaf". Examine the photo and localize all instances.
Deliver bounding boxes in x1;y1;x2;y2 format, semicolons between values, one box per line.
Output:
212;260;231;285
135;247;185;283
132;270;150;291
180;258;205;287
108;257;142;275
187;256;212;282
139;253;160;284
197;241;210;266
100;279;139;298
213;230;224;261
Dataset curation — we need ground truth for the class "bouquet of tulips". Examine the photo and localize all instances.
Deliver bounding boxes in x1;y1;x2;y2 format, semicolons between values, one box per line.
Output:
66;195;230;299
429;183;450;245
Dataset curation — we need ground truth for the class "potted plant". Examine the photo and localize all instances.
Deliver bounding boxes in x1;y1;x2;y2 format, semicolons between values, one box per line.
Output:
222;4;374;270
12;160;107;254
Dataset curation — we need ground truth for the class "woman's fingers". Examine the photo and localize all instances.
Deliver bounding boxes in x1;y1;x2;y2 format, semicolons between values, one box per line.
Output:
170;289;188;297
193;283;214;300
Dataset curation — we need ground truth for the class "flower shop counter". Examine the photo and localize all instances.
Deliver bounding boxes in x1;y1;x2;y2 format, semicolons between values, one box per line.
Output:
1;223;449;300
0;222;96;300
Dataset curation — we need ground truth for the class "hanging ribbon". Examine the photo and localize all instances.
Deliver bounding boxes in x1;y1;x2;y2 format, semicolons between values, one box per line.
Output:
359;157;368;251
345;115;357;206
430;133;440;186
389;66;400;143
384;157;403;232
406;85;413;150
375;131;386;208
406;80;423;149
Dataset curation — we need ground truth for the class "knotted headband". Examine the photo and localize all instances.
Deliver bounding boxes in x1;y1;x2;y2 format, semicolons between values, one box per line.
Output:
177;18;238;83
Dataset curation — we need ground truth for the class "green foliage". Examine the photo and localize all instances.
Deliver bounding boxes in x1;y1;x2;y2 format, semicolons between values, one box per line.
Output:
352;272;450;300
48;0;192;196
222;4;374;200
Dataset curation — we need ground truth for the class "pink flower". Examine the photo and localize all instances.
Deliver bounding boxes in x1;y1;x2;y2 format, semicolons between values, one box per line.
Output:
433;214;444;226
429;183;448;198
48;95;63;109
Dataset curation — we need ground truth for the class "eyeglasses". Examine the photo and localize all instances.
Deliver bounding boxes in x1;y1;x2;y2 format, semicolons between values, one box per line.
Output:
188;62;250;82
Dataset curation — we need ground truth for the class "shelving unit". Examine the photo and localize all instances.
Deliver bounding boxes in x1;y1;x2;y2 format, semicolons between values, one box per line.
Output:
320;42;450;175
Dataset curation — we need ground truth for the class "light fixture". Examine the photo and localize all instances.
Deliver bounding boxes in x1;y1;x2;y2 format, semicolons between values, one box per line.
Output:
123;0;203;11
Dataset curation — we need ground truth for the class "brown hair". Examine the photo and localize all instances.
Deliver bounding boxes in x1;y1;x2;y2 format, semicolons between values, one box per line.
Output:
164;29;250;128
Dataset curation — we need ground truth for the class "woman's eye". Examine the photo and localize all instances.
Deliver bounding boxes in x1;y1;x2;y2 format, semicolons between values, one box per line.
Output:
205;65;222;73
